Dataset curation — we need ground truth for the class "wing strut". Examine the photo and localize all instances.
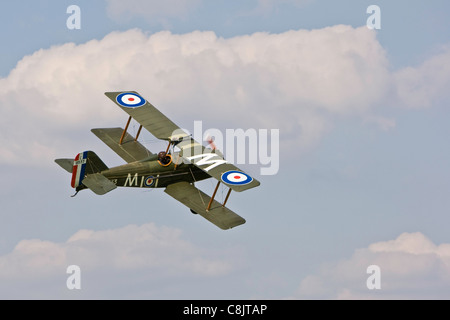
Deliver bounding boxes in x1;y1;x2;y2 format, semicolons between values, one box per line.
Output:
207;181;221;212
164;140;172;154
134;125;143;141
119;116;132;145
206;182;233;211
222;188;232;207
119;116;144;145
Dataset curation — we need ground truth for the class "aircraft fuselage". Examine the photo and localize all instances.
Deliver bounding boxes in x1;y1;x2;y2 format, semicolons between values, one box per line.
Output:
101;153;210;189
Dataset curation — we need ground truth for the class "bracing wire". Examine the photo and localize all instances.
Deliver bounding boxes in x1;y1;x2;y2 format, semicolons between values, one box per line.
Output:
189;167;207;208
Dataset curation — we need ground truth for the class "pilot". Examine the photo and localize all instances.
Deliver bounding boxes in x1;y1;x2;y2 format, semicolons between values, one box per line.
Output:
158;151;171;165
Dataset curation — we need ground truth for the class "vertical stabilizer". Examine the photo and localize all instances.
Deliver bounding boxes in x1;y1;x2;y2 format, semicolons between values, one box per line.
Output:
70;151;108;188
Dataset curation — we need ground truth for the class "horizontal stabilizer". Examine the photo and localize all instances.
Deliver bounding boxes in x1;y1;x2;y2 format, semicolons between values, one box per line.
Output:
55;158;74;173
82;173;117;195
92;127;153;163
165;182;246;230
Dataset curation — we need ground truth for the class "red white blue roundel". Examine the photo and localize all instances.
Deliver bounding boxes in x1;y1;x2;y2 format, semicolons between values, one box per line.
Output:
221;170;253;185
144;176;154;187
116;92;146;108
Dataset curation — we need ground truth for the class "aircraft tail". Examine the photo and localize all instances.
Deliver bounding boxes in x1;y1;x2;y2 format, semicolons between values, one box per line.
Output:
70;151;108;188
55;151;116;195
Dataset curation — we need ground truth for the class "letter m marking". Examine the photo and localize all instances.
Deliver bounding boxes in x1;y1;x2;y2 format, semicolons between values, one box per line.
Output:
125;173;139;187
187;153;228;172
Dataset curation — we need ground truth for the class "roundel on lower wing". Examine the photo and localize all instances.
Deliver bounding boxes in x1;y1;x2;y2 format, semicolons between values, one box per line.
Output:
116;92;146;108
221;170;253;185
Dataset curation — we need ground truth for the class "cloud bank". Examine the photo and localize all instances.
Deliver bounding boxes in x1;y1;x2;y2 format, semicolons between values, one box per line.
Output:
0;223;237;299
0;26;449;166
294;232;450;299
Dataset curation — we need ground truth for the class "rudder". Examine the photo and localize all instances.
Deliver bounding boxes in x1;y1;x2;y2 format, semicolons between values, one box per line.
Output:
71;151;108;188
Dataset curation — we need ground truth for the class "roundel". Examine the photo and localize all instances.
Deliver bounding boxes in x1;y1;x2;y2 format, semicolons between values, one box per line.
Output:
144;176;154;187
221;170;253;185
116;92;146;108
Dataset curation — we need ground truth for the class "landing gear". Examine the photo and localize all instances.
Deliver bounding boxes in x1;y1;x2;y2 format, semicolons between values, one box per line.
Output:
190;209;199;215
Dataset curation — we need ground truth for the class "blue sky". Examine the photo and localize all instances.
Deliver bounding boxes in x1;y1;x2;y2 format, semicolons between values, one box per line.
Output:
1;0;450;299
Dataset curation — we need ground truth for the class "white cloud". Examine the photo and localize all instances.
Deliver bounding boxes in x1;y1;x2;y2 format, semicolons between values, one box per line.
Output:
0;223;237;298
393;47;450;108
0;26;448;167
0;26;389;166
293;232;450;299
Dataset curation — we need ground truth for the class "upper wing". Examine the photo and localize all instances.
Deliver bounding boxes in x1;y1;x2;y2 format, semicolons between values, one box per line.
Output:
105;91;260;192
104;91;185;140
165;182;246;230
177;139;260;192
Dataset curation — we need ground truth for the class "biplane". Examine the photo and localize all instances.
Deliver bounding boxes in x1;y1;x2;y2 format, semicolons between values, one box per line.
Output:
55;91;260;230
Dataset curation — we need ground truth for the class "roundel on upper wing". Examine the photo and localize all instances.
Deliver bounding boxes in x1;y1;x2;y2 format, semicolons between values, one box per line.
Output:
221;170;253;185
116;92;146;108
